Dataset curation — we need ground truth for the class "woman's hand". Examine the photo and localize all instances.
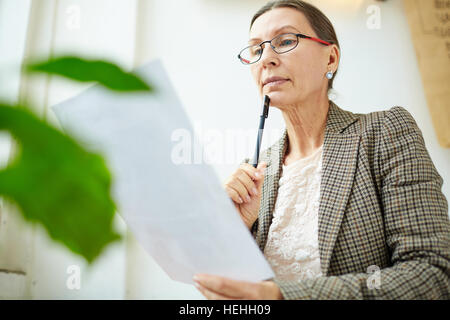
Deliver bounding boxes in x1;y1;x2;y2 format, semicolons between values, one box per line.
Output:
223;161;267;229
193;274;283;300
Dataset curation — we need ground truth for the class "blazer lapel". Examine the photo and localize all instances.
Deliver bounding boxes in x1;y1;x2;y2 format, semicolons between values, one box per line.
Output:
255;101;360;276
318;102;360;275
254;129;288;252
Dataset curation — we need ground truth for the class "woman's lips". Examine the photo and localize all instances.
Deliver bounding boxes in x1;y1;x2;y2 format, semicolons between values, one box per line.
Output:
264;79;289;87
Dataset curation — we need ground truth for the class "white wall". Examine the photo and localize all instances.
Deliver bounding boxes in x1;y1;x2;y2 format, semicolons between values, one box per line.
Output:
0;0;31;299
0;0;448;299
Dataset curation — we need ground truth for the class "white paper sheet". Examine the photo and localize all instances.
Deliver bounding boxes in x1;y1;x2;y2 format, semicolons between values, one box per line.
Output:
52;59;274;284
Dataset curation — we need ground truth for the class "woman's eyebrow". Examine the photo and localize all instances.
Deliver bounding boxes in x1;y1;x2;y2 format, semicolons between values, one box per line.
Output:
248;25;301;43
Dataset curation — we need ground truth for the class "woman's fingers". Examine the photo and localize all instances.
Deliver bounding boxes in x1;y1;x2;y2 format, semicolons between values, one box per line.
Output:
227;184;254;203
239;162;266;181
225;179;250;203
224;161;267;206
225;185;244;204
223;161;267;229
236;170;258;197
225;167;256;203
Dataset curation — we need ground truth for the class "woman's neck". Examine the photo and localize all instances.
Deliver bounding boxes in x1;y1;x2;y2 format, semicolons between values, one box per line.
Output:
281;95;329;164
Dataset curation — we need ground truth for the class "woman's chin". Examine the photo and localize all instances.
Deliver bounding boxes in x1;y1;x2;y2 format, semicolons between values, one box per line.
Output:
263;91;293;108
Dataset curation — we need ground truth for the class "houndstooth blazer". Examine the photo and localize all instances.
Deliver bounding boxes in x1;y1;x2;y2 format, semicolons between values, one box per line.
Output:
245;101;450;299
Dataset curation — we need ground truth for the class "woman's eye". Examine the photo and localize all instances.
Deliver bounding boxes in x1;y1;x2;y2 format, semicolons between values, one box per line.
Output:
280;40;294;46
251;48;262;56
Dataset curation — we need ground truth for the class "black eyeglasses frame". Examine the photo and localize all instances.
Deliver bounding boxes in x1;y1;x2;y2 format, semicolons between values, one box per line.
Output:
238;32;332;65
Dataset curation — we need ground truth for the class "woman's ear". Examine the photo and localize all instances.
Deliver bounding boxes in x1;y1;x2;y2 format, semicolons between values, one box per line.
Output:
328;45;340;72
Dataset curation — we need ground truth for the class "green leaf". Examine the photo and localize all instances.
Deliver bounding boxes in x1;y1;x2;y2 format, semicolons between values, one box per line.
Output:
26;56;153;92
0;104;121;263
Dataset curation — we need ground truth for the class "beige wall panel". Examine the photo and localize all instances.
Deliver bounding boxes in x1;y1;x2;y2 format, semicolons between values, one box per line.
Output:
403;0;450;147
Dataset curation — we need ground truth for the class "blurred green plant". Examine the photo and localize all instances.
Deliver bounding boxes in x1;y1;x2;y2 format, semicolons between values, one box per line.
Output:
27;56;153;92
0;56;153;263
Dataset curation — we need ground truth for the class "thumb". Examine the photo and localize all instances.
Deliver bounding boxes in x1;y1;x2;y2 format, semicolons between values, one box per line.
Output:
256;161;267;170
255;161;267;189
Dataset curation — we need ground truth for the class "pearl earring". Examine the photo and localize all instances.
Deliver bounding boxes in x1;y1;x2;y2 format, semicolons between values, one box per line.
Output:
326;71;333;80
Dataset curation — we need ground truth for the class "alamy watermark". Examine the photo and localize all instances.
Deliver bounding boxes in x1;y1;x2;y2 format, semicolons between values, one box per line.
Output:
170;123;282;175
66;264;81;290
366;265;381;290
66;5;81;31
366;5;381;30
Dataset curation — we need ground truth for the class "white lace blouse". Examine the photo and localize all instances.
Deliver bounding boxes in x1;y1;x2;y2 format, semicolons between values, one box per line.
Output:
263;145;324;283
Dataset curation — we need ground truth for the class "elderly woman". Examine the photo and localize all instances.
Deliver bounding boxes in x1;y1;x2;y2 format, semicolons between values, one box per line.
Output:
193;0;450;299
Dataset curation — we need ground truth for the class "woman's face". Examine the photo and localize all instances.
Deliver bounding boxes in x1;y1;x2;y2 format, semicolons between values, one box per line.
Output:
249;7;337;108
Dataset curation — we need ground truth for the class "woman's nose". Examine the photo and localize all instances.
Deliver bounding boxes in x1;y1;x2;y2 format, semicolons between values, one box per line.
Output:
259;44;279;67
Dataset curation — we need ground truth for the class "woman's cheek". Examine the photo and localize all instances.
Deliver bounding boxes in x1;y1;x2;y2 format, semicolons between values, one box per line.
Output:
250;67;260;89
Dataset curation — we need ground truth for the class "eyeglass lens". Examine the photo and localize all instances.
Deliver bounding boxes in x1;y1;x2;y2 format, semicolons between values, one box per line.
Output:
239;33;299;64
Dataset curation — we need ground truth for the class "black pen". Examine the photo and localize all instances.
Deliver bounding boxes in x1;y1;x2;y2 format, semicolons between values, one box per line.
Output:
251;95;270;168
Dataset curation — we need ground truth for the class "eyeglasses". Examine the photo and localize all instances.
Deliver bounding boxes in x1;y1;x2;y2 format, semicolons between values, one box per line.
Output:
238;32;332;65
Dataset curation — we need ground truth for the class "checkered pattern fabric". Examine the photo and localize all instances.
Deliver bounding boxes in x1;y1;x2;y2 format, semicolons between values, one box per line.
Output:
244;101;450;299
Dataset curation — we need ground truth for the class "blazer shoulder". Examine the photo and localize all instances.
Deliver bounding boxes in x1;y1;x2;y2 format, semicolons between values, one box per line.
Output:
349;106;418;136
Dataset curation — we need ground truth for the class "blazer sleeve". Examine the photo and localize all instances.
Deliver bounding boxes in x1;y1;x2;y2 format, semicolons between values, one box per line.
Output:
240;157;259;239
273;106;450;299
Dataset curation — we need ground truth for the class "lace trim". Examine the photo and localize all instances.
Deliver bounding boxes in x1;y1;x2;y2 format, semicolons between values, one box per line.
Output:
264;145;324;283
